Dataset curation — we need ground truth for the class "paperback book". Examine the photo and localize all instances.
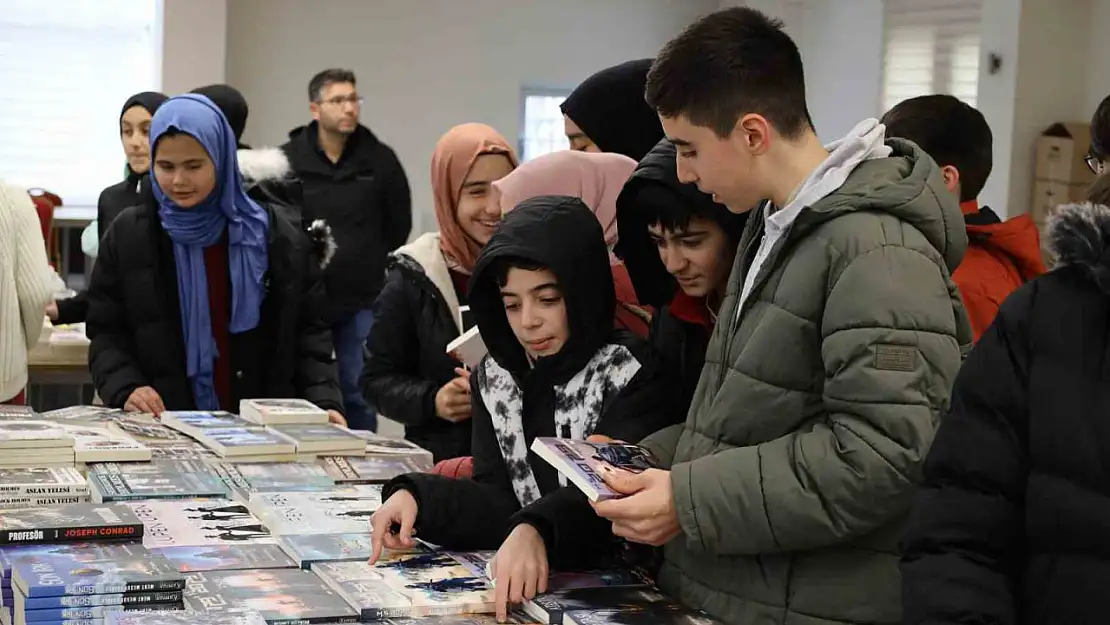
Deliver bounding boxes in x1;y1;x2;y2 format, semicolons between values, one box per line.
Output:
277;533;411;569
529;439;659;502
348;433;433;465
184;569;358;624
195;429;296;459
106;611;267;625
0;468;87;497
0;408;34;420
106;419;191;449
522;586;686;625
266;425;365;456
11;554;184;597
160;412;261;440
0;495;88;510
125;500;274;549
16;589;182;610
38;406;125;424
321;456;426;484
0;422;73;449
87;460;214;477
0;504;143;545
87;471;229;503
210;462;333;495
56;424;151;463
16;601;186;623
149;544;295;573
0;543;148;582
238;399;329;426
315;555;494;620
246;487;382;535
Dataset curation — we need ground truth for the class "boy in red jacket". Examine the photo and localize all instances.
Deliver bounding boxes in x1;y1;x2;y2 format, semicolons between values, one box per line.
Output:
883;95;1045;341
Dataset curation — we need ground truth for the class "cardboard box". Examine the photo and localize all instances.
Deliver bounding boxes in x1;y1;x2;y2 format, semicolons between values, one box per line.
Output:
1030;178;1090;225
1034;122;1096;185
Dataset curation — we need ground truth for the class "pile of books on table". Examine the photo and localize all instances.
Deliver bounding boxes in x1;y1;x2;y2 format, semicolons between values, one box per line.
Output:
0;400;723;624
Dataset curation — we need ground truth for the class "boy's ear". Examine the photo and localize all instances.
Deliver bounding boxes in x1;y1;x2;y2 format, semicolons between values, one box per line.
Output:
939;165;961;197
737;114;772;156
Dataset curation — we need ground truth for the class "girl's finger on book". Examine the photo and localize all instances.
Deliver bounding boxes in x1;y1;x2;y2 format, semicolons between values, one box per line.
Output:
493;570;510;622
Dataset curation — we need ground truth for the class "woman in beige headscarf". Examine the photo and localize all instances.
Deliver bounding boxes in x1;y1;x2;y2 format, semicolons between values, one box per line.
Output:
361;123;517;463
493;150;650;336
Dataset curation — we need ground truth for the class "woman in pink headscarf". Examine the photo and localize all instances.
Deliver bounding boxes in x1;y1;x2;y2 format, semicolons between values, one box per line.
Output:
493;150;650;337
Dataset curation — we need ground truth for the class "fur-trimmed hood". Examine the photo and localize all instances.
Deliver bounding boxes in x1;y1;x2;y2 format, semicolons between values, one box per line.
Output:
238;146;335;271
1047;202;1110;294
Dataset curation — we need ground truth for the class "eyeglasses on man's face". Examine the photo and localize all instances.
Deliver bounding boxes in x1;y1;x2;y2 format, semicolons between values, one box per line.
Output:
1085;152;1107;175
319;95;364;107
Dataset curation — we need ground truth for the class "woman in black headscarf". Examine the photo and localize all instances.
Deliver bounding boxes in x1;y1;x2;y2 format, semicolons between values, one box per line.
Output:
49;91;168;325
560;59;663;162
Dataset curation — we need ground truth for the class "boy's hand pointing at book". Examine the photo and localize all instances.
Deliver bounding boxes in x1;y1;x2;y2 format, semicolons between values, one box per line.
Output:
592;468;680;547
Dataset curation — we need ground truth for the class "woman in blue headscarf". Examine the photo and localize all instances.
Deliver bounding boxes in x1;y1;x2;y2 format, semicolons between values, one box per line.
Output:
86;94;343;422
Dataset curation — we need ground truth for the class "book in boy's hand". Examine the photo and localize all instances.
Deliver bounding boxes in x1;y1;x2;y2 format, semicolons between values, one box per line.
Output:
446;326;487;368
529;438;660;502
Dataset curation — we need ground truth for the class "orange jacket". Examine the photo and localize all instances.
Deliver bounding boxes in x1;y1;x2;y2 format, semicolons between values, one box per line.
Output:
954;201;1046;342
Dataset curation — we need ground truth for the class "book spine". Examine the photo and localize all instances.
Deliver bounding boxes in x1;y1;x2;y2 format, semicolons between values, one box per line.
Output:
0;522;144;546
23;590;182;609
58;578;186;597
0;485;87;497
0;496;86;510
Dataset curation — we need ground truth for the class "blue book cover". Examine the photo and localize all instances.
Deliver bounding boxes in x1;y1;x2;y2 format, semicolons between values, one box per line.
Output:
12;555;184;597
0;543;148;580
21;590;182;610
149;544;295;573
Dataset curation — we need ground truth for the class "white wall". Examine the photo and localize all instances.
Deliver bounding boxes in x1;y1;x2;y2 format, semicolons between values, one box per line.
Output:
224;0;717;235
1085;0;1110;115
160;0;227;95
975;0;1022;214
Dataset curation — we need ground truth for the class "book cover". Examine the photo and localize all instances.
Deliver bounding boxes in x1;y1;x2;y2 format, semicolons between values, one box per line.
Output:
0;543;148;580
147;445;217;461
55;424;151;463
348;433;432;459
320;456;427;484
106;419;191;449
87;460;213;477
0;504;143;546
247;488;382;535
39;406;125;423
523;587;674;625
529;439;659;502
160;412;260;437
277;534;401;569
0;422;72;449
446;326;487;369
316;559;494;620
184;569;358;624
197;429;296;457
88;471;229;503
18;589;183;610
212;462;333;494
19;601;186;623
266;425;365;455
239;399;328;426
149;544;295;573
106;611;267;625
12;554;184;597
0;468;87;497
124;500;274;549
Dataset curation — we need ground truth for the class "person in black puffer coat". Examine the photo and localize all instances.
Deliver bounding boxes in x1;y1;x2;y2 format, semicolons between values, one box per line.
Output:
87;94;341;419
51;91;168;325
901;175;1110;624
614;139;748;412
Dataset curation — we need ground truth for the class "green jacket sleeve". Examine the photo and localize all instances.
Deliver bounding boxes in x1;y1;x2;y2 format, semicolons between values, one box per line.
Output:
671;245;964;555
639;423;684;469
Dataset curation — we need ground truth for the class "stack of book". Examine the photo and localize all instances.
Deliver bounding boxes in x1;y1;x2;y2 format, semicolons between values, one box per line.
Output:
353;432;434;470
268;424;366;457
56;423;151;463
321;455;429;485
160;412;261;440
8;553;185;625
183;568;358;623
87;465;230;503
0;503;144;546
123;499;273;549
193;428;297;463
0;422;74;469
106;417;215;461
0;468;88;509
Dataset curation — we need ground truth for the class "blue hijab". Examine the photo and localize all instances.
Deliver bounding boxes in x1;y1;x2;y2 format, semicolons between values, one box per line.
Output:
149;94;270;410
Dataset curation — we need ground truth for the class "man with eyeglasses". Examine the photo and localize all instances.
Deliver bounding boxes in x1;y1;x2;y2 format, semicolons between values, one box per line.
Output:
1087;94;1110;176
283;68;413;432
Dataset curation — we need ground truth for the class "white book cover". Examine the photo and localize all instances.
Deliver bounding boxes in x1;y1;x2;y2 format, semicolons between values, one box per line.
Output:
267;424;366;455
530;438;660;502
238;399;328;425
125;499;276;548
446;326;487;368
0;421;73;449
0;467;87;497
161;411;262;440
196;428;296;458
247;487;381;535
57;423;151;463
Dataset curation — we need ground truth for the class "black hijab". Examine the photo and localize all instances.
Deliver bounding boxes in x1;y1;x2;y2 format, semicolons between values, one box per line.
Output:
120;91;169;123
191;84;250;148
560;59;663;162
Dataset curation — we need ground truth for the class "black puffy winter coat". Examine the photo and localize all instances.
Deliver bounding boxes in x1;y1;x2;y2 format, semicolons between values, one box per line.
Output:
360;232;472;462
86;182;341;413
384;197;684;570
901;201;1110;624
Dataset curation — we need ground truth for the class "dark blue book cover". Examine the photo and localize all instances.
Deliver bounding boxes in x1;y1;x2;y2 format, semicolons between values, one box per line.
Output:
13;555;184;597
0;543;147;579
21;590;182;610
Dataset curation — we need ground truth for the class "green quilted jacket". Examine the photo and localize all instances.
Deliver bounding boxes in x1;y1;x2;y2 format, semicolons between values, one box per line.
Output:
642;138;972;624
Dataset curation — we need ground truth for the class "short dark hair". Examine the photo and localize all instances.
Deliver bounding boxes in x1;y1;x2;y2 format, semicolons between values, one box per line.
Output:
645;7;813;139
308;69;357;102
1091;94;1110;159
881;94;993;202
492;256;550;289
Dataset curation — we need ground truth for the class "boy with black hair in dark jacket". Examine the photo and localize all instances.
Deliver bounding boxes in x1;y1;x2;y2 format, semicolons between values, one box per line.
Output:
369;196;682;621
614;138;748;411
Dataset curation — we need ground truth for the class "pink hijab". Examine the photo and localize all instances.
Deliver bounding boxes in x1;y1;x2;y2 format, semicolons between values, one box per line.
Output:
493;151;636;265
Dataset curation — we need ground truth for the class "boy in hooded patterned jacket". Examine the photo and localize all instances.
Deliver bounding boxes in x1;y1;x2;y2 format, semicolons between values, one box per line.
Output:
369;196;682;622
